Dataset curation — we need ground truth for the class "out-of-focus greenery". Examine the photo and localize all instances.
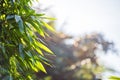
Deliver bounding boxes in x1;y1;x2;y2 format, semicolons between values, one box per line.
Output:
0;0;54;79
32;3;115;79
18;1;118;79
109;76;120;80
36;25;115;80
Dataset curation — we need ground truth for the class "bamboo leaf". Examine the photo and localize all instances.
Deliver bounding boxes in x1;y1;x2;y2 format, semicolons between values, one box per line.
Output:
9;74;13;80
32;43;44;56
35;20;45;37
27;20;45;37
35;41;53;54
35;61;46;73
19;43;24;59
6;15;14;20
41;21;55;31
0;0;54;79
15;15;24;33
0;43;7;58
28;61;38;72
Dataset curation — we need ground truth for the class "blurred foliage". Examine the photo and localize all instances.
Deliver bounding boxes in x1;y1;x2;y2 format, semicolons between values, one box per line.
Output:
0;0;54;79
109;76;120;80
36;25;115;80
32;3;115;79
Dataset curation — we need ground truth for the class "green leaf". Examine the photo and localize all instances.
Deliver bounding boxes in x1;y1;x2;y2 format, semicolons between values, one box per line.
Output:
15;15;24;33
9;74;13;80
16;56;27;69
35;20;45;37
25;51;33;58
35;61;46;73
41;16;56;20
35;13;45;16
41;21;55;31
19;43;24;59
28;61;38;72
26;31;33;43
32;43;44;56
6;15;14;20
27;20;45;37
35;41;53;54
0;43;7;58
0;0;54;79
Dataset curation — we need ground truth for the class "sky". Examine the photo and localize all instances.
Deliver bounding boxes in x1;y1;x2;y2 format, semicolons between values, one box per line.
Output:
35;0;120;78
38;0;120;51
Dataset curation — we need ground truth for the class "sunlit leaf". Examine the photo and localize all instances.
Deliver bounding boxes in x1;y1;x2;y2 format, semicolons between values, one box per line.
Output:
28;61;38;72
41;21;55;31
35;41;53;54
35;61;47;73
27;20;45;37
0;0;54;79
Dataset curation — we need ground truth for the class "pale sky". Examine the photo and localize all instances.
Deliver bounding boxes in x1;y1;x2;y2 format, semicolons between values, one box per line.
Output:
37;0;120;78
40;0;120;50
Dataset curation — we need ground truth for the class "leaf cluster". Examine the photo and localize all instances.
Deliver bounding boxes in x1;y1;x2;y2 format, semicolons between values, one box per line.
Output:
0;0;54;79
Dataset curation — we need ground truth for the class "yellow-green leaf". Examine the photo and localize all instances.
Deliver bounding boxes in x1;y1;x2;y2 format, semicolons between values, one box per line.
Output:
41;21;54;32
32;44;44;56
28;62;38;72
36;41;53;54
35;61;46;73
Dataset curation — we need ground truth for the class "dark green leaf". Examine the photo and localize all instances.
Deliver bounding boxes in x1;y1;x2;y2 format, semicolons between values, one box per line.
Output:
19;43;24;59
15;15;24;33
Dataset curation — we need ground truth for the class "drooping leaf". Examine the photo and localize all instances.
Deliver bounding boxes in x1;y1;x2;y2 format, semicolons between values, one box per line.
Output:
35;61;47;73
0;0;54;79
35;41;53;54
15;15;24;33
41;21;55;31
19;43;24;59
28;61;38;72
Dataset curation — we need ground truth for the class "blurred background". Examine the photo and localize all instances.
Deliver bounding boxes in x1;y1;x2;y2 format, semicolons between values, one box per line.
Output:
33;0;120;80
